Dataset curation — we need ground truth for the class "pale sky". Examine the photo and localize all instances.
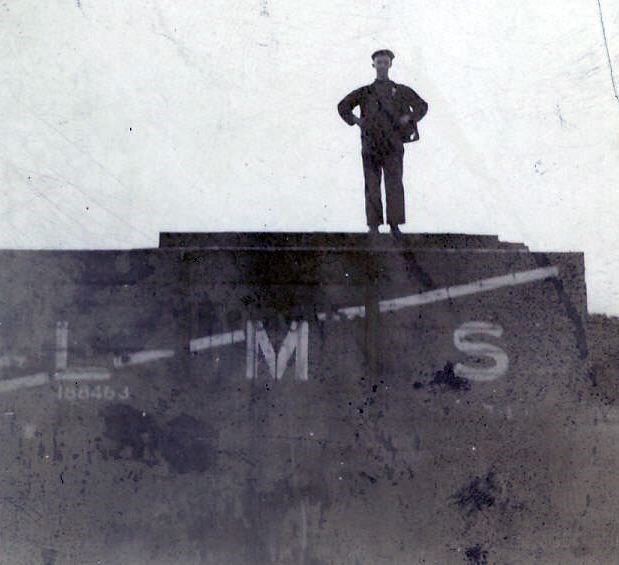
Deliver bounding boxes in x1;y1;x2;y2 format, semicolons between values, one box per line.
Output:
1;1;618;315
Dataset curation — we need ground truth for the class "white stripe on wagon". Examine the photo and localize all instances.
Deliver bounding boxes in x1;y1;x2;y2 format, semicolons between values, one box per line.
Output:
189;330;246;352
317;266;559;320
55;368;112;381
113;349;176;368
0;372;50;394
379;266;559;313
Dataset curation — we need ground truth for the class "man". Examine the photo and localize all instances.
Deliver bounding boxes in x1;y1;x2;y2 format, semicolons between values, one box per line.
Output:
337;49;428;235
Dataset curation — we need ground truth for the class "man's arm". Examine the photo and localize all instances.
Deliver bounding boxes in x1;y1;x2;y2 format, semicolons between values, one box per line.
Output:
337;87;364;126
401;85;428;122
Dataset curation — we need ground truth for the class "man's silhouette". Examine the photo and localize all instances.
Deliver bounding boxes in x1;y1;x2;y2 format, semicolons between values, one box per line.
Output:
338;49;428;234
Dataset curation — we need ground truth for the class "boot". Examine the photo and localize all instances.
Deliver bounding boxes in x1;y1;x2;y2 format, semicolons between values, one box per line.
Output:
389;224;402;236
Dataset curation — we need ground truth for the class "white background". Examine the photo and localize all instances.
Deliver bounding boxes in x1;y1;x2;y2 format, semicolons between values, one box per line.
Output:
1;0;618;315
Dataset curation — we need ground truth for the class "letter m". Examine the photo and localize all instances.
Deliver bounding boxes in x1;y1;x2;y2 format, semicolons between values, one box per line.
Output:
245;320;309;380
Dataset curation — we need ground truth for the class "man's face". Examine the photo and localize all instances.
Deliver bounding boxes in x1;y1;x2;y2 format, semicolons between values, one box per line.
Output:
372;55;392;74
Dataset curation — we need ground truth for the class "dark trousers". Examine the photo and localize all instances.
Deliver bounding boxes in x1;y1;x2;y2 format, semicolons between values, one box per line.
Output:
361;146;405;227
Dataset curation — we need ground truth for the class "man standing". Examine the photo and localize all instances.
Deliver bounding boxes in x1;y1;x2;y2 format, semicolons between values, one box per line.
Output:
337;49;428;234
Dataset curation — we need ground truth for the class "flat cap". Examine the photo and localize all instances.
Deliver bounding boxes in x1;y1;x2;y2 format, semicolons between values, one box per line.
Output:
371;49;395;60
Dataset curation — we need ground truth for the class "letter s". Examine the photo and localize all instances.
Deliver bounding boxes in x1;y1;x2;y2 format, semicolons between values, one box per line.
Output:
453;321;508;382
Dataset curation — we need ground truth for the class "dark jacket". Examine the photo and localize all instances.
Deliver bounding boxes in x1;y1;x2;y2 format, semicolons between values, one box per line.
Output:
337;80;428;144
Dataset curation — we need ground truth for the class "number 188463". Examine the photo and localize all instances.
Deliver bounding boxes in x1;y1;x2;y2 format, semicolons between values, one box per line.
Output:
57;384;130;401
